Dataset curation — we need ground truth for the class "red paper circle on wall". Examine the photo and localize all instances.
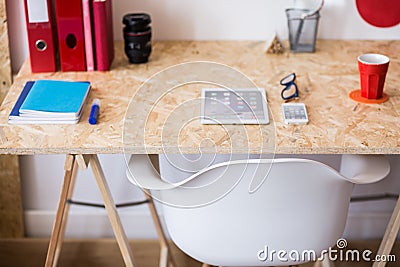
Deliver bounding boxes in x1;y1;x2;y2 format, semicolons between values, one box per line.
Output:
356;0;400;28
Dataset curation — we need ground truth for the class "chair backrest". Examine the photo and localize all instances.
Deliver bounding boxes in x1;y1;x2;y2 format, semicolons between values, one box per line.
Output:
159;159;354;266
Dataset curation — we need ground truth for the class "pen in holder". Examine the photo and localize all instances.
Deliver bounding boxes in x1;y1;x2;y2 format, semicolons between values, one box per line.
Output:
285;0;323;53
286;8;320;53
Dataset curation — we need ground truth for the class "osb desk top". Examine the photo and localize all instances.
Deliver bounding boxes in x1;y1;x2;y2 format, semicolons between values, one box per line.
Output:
0;40;399;155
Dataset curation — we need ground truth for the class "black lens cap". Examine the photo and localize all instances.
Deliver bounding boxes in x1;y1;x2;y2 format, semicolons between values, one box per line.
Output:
123;13;151;27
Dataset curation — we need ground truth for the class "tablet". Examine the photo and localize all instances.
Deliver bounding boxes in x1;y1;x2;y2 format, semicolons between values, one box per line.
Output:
200;88;270;124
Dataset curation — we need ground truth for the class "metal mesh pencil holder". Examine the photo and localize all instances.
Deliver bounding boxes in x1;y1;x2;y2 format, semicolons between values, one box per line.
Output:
286;8;320;53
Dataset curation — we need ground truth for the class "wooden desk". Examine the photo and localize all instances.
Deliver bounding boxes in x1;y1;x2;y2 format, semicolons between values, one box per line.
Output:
0;40;399;155
0;40;399;267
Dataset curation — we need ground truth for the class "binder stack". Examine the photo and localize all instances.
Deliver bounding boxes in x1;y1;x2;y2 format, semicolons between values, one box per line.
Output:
24;0;114;73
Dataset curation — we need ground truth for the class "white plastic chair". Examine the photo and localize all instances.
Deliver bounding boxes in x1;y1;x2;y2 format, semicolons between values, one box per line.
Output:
126;154;390;266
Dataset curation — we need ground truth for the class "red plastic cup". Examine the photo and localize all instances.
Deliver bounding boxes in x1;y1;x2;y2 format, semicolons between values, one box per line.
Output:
358;53;390;99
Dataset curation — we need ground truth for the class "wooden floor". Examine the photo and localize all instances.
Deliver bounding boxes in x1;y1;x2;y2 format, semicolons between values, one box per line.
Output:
0;239;198;267
0;239;398;267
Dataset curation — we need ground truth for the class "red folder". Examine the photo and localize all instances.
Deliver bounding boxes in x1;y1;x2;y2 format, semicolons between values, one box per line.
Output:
93;0;114;71
55;0;86;71
24;0;57;73
82;0;95;71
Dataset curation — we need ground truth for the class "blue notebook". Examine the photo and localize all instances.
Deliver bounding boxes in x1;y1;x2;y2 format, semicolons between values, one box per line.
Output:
9;80;91;124
19;80;91;117
9;81;35;119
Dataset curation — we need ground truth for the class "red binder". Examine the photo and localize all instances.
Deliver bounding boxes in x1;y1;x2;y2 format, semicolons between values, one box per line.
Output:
82;0;95;71
55;0;86;71
24;0;57;73
93;0;114;71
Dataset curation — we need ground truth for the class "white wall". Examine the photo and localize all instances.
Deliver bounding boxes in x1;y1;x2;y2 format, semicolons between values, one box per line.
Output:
5;0;400;239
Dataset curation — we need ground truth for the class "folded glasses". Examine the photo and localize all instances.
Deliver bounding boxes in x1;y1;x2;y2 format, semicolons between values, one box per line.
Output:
280;73;299;101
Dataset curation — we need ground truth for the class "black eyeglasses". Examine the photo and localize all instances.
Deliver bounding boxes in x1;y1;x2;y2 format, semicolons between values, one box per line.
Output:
280;73;299;101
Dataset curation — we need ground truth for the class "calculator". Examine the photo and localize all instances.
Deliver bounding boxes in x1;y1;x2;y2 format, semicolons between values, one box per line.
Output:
282;103;309;124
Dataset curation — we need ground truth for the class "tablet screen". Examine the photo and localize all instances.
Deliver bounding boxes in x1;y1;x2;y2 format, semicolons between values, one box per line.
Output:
201;88;270;124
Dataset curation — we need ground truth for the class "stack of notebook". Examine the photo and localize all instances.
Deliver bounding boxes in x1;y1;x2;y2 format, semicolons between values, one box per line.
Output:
8;80;91;124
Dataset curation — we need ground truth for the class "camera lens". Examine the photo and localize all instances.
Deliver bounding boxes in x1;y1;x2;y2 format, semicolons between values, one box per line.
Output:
122;13;152;64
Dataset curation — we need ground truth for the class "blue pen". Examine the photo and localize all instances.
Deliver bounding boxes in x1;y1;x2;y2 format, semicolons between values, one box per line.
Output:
89;98;100;125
